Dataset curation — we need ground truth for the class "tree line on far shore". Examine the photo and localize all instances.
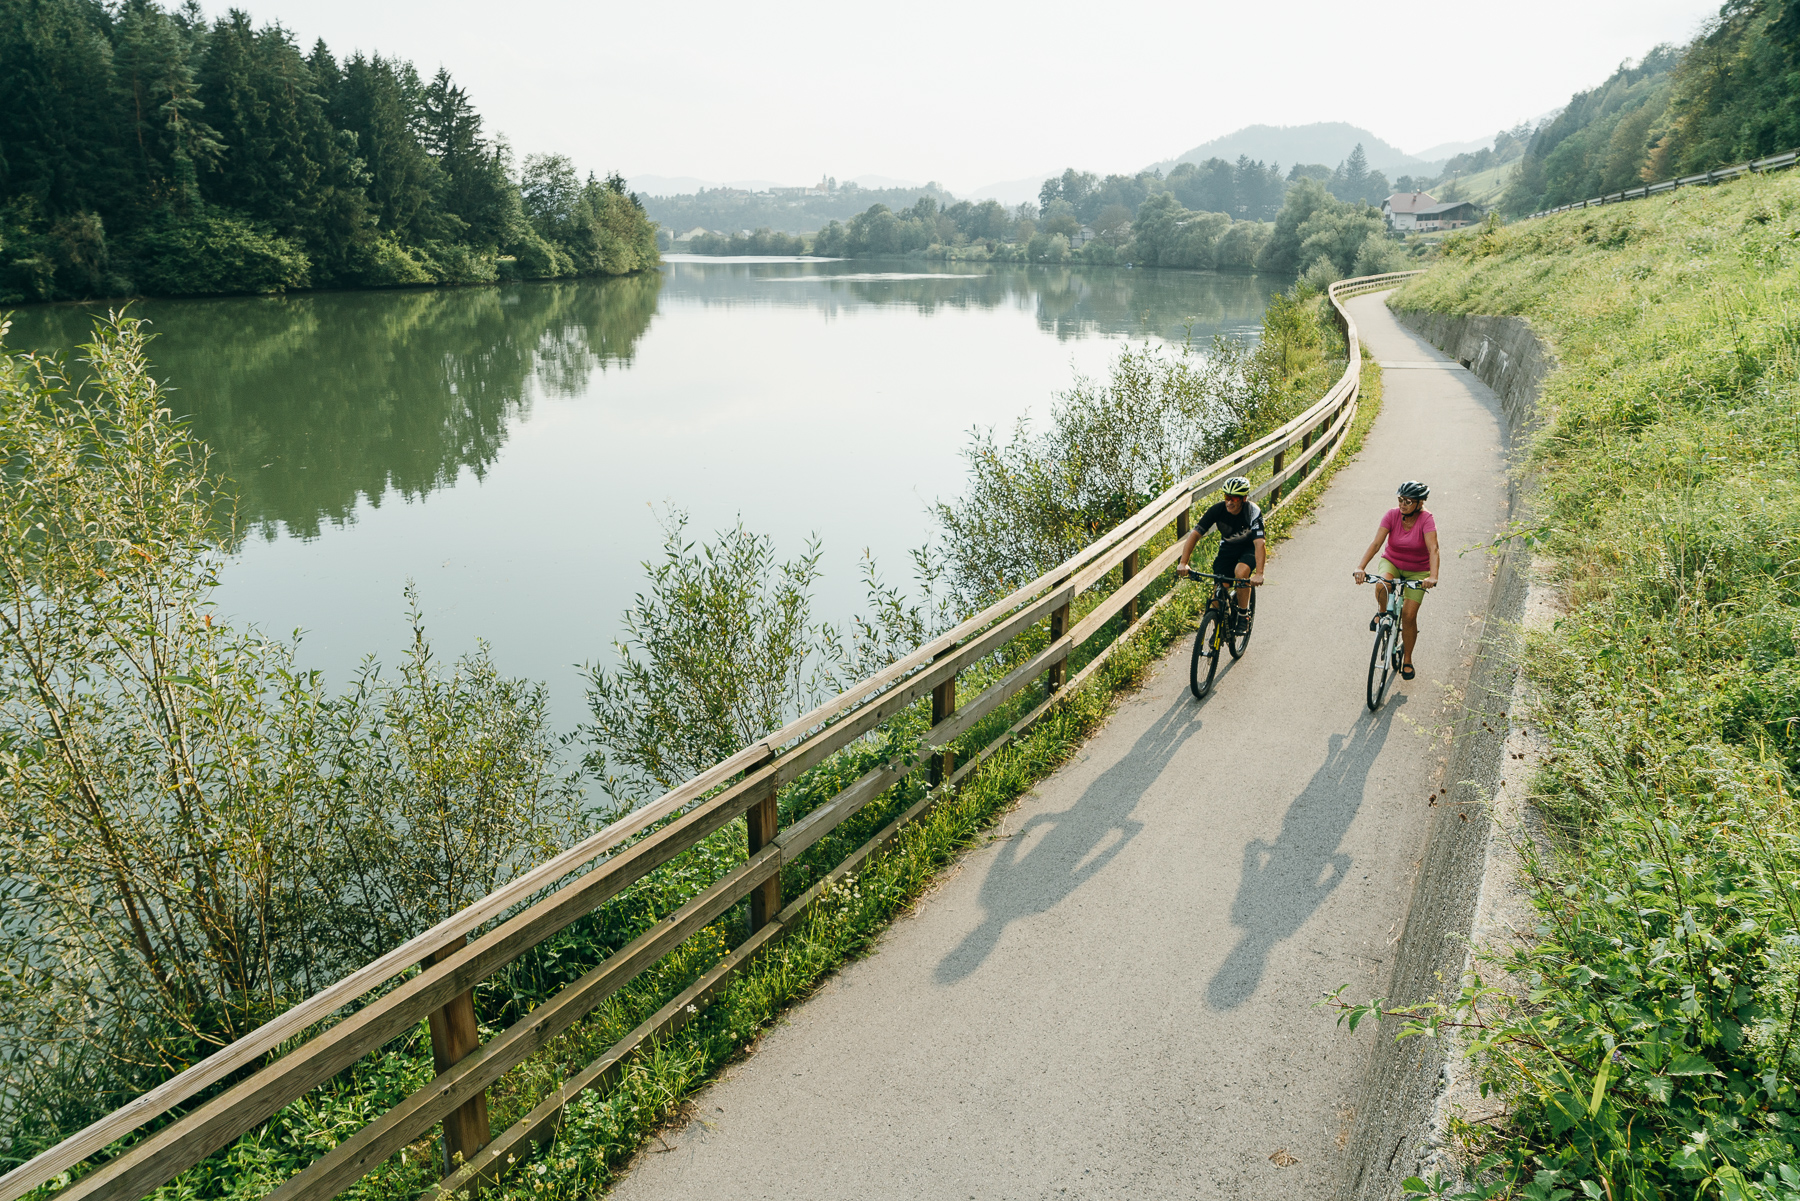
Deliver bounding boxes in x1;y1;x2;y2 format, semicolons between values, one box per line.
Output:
705;154;1409;283
0;0;658;303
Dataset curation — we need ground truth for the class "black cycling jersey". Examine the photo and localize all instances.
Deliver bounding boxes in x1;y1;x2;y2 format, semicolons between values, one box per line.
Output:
1194;499;1265;547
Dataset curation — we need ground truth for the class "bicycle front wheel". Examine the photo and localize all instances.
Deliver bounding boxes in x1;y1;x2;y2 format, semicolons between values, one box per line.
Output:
1366;618;1395;711
1228;587;1257;659
1191;609;1222;699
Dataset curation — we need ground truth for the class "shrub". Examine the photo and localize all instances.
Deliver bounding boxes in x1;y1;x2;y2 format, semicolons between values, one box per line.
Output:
933;285;1341;611
0;315;579;1158
124;207;311;295
579;513;836;802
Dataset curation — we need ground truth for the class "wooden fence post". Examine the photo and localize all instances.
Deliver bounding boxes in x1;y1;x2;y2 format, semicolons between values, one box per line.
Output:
1047;599;1069;693
1176;507;1189;542
1122;549;1139;625
931;667;958;786
745;751;780;930
1299;429;1314;481
1268;449;1286;507
423;941;491;1179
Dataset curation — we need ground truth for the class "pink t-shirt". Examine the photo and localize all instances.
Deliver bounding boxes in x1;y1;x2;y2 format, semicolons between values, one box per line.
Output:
1380;507;1436;572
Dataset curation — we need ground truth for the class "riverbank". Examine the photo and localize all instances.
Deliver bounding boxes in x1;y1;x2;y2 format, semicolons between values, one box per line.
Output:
1372;170;1800;1195
1;279;1353;1198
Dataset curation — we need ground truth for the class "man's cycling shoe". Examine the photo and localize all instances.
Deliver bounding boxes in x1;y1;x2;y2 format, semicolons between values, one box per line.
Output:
1233;609;1251;634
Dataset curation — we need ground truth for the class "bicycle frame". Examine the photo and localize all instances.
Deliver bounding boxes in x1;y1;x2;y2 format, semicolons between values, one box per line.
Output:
1184;567;1259;699
1359;575;1407;710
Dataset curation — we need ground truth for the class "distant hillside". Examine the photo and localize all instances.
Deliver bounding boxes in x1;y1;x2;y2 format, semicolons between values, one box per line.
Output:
641;181;957;237
1149;123;1442;176
967;172;1062;206
1410;136;1493;162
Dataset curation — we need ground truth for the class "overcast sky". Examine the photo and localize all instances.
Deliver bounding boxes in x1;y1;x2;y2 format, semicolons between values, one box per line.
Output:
228;0;1718;195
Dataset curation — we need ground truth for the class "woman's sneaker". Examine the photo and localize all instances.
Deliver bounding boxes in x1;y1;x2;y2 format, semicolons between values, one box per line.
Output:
1369;614;1381;632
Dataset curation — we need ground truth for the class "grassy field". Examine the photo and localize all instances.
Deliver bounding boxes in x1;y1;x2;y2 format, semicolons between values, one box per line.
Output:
1388;174;1800;1198
1434;160;1516;209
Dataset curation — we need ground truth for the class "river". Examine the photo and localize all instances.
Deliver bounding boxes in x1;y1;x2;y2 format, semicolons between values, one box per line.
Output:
4;258;1276;729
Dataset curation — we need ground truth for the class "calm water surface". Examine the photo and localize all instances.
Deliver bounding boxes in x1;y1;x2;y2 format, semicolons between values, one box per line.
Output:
8;259;1276;727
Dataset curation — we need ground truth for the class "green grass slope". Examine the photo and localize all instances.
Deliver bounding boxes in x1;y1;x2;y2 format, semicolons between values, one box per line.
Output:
1388;178;1800;1197
1441;159;1515;208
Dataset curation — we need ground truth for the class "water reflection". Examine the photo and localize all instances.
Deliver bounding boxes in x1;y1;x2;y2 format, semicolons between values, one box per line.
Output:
5;274;664;540
661;258;1276;344
3;262;1273;729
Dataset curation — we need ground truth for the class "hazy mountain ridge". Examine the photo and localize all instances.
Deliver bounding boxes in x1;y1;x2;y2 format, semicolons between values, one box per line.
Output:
1148;122;1447;176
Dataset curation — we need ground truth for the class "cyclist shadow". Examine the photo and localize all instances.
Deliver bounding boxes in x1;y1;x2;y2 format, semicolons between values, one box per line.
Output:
1205;699;1405;1010
934;701;1198;985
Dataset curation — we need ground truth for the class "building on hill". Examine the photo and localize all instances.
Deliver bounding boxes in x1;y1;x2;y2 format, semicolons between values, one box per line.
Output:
1382;192;1481;232
1412;200;1481;231
1382;191;1437;230
672;227;712;247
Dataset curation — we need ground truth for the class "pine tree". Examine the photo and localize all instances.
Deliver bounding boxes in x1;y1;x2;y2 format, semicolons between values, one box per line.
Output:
333;52;453;245
112;3;221;214
422;68;511;248
1342;143;1369;201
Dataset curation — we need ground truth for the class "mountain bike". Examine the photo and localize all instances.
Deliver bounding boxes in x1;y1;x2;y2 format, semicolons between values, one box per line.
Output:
1360;575;1406;711
1184;568;1257;699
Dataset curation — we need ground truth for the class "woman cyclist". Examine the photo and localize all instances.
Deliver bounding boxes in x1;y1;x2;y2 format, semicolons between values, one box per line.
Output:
1177;475;1264;633
1352;481;1438;680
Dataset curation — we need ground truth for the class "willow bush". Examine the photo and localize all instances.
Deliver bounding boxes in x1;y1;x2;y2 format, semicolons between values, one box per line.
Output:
0;316;579;1166
933;284;1344;611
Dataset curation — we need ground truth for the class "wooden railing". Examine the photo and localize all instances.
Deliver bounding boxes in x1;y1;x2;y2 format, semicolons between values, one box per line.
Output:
1526;146;1800;219
0;270;1422;1201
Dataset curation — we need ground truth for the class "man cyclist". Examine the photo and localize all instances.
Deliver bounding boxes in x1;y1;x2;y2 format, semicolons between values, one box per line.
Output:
1176;476;1265;632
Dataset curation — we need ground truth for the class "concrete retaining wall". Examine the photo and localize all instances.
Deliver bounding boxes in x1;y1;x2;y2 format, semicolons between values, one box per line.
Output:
1337;308;1555;1200
1394;312;1550;448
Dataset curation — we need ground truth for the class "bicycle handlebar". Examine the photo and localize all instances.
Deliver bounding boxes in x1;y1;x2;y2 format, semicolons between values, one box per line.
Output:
1180;567;1261;585
1354;575;1436;588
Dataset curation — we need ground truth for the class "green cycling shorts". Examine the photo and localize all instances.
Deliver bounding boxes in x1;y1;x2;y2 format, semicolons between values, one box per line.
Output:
1373;558;1430;602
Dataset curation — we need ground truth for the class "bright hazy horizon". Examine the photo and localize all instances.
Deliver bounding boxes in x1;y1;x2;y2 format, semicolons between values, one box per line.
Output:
204;0;1716;196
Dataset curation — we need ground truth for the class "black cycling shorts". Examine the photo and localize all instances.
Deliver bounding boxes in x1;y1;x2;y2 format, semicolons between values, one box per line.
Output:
1212;542;1258;576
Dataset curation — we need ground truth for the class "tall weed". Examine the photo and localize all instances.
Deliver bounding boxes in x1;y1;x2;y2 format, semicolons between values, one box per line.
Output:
1371;172;1800;1199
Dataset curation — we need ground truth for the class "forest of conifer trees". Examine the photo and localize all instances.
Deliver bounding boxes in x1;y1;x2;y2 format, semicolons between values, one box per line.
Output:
0;0;660;302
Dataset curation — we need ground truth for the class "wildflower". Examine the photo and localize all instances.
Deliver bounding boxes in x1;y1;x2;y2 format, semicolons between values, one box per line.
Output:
686;1004;698;1014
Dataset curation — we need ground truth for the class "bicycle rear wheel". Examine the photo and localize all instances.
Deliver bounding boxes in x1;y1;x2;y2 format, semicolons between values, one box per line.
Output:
1366;618;1395;711
1190;608;1222;698
1228;587;1257;659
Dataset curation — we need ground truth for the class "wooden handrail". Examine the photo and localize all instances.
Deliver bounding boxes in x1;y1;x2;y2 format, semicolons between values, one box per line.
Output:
0;270;1420;1201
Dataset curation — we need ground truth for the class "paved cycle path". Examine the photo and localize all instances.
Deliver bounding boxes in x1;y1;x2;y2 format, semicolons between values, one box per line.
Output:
610;294;1508;1199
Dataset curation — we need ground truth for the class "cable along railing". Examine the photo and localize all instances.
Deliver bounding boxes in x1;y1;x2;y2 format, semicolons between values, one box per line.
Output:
1526;145;1800;220
0;270;1423;1201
